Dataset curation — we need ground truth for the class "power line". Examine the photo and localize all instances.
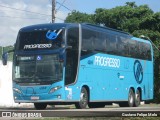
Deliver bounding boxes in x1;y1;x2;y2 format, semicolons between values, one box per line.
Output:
56;16;65;21
0;15;64;22
56;0;67;12
0;3;66;22
0;15;48;20
0;4;51;17
56;1;72;12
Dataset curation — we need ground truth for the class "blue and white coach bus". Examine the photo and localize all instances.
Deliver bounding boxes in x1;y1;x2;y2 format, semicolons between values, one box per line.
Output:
2;23;153;109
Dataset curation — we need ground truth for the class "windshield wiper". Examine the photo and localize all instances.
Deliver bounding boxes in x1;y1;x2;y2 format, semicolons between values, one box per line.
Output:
13;79;20;83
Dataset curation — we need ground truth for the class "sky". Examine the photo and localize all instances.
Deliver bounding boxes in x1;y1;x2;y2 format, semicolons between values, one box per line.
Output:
0;0;159;46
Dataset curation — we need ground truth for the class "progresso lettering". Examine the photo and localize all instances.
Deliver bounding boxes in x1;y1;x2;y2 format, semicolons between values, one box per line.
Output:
24;44;52;49
94;56;120;68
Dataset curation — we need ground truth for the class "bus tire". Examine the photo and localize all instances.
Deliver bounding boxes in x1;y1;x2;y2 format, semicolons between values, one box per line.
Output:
88;103;105;108
119;89;134;107
34;103;47;110
134;89;141;107
75;87;88;109
128;89;135;107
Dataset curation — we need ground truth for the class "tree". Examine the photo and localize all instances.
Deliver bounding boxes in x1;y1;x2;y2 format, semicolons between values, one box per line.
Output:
126;2;137;8
65;11;95;24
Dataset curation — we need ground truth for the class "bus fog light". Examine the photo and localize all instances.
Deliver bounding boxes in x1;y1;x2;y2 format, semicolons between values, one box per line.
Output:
49;86;62;93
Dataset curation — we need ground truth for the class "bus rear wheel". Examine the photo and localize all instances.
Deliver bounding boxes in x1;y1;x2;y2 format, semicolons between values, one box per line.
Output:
119;89;135;107
134;89;141;107
34;103;47;110
75;87;88;109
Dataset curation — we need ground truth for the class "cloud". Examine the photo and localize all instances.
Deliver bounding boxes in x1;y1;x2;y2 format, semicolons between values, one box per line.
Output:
0;0;68;46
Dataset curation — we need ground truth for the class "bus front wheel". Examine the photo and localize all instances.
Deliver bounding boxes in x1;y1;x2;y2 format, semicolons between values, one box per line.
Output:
34;103;47;110
75;87;88;109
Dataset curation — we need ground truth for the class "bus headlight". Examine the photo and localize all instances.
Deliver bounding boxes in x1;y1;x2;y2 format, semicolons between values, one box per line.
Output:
49;86;62;93
13;88;22;94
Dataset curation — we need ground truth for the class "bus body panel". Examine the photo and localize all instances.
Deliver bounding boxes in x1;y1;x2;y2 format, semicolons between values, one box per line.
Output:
77;52;153;102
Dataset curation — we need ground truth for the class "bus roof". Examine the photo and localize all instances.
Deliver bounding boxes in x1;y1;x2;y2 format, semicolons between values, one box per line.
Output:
19;23;130;36
82;23;131;36
131;37;152;44
19;23;73;32
19;23;151;44
81;23;151;44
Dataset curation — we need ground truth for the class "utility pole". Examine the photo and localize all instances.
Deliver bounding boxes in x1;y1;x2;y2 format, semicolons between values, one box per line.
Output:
52;0;56;23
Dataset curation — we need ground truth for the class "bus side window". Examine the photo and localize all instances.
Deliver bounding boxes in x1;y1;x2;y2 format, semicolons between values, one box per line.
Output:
82;28;95;52
107;34;117;55
144;43;152;60
129;40;136;58
117;36;129;57
124;39;130;57
65;27;79;85
139;42;145;59
94;32;106;52
67;28;79;49
117;36;123;56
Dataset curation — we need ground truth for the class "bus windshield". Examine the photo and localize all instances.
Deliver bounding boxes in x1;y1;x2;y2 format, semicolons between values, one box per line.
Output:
16;29;64;51
13;54;63;85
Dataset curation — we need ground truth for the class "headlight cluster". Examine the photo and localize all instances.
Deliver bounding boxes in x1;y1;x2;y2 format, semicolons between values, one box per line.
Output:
49;86;62;94
13;88;22;94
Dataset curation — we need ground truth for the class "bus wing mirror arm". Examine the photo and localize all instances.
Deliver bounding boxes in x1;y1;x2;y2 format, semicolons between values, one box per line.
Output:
2;49;14;66
66;46;72;50
2;52;8;65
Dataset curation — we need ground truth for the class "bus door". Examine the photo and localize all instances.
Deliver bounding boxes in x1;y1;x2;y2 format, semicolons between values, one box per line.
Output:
65;25;79;100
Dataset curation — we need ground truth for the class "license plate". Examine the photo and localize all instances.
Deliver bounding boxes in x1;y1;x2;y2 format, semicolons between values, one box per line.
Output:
31;96;39;100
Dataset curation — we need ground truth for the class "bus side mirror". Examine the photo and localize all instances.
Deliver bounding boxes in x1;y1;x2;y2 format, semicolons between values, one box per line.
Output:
66;46;72;50
2;52;8;65
1;49;14;66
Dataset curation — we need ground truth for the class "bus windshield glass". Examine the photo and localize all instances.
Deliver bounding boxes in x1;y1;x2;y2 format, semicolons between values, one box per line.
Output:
13;54;63;85
16;29;64;51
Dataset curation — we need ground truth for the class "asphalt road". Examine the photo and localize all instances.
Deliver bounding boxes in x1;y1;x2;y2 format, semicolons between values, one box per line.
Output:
0;104;160;118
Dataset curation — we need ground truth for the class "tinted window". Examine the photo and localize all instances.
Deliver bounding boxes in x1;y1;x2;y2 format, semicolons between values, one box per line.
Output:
82;28;95;51
128;40;151;60
94;32;106;52
117;36;129;56
67;27;79;50
106;34;117;54
65;27;79;85
16;29;64;51
81;26;152;61
139;42;151;60
146;44;151;60
129;40;136;58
